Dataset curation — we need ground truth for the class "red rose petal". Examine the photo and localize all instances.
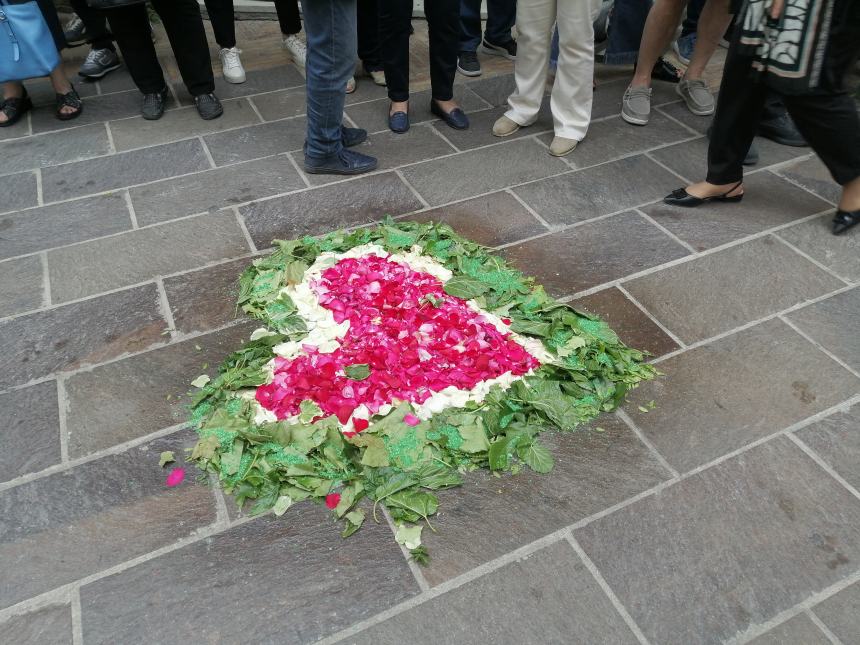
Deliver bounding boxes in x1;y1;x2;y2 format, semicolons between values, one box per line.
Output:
325;493;341;509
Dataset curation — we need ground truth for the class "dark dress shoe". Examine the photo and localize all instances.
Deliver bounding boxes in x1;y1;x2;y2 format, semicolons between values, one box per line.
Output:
341;125;367;147
664;182;744;207
430;100;469;129
141;86;169;120
304;148;378;176
758;112;807;147
194;93;223;120
832;209;860;235
389;110;409;133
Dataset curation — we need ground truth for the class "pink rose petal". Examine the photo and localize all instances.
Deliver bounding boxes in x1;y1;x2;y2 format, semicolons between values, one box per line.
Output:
165;467;185;487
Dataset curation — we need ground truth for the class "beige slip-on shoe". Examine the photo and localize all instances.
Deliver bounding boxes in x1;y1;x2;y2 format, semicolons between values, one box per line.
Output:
549;136;578;157
492;115;520;137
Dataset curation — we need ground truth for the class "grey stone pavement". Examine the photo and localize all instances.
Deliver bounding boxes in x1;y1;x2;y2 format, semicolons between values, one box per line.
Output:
3;37;860;645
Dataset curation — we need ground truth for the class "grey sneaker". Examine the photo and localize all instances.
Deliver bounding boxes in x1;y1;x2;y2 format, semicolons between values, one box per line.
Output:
677;79;715;116
621;85;652;126
78;48;121;79
63;14;87;46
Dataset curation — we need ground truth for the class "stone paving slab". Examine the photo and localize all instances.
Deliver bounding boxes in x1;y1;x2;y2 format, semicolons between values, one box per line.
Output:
0;381;60;482
47;211;250;302
0;430;215;610
795;402;860;490
0;170;38;214
351;541;639;645
0;603;72;645
0;255;44;318
747;613;830;645
174;65;305;105
777;213;860;283
575;436;860;645
0;284;167;390
203;116;308;165
249;85;307;121
501;211;690;297
30;90;176;135
432;103;554;150
0;193;132;261
64;322;255;457
624;236;845;344
787;285;860;372
343;124;458;175
811;579;860;643
777;155;841;204
79;508;418;645
0;124;110;175
625;319;860;472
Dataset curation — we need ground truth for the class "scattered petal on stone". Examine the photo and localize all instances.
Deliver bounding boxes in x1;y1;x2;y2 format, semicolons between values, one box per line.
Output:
165;467;185;487
325;493;341;509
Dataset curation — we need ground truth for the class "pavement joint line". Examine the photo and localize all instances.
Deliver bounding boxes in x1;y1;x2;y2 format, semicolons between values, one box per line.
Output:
771;233;855;286
493;209;631;249
71;587;83;645
57;377;70;463
644;150;691;185
564;533;652;645
209;472;232;528
381;506;430;592
505;187;553;230
652;104;708;137
246;95;266;123
773;162;838;206
40;251;51;308
34;167;43;206
199;136;218;169
155;277;178;335
232;205;259;253
634;208;698;254
425;122;462;153
787;432;860;503
104;121;116;154
805;609;846;645
616;283;688;349
342;111;359;129
726;567;860;644
780;314;860;381
285;150;312;188
422;118;462;153
319;528;573;645
394;168;431;209
123;189;140;229
615;408;681;479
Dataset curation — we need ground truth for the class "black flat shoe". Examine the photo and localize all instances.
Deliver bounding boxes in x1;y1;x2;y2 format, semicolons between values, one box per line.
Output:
430;100;469;130
194;93;223;120
832;209;860;235
664;181;744;207
141;87;169;120
0;87;32;128
389;110;409;133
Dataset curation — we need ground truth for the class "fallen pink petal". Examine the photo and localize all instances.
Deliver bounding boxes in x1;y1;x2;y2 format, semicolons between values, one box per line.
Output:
165;467;185;487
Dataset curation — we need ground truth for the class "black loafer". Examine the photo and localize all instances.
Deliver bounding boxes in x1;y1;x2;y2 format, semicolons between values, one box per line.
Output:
430;100;469;130
664;182;744;207
141;86;169;120
194;93;223;120
389;110;409;133
304;148;378;176
832;209;860;235
341;125;367;147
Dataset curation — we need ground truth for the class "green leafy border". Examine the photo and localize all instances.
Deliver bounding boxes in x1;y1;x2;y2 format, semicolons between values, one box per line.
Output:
189;220;656;555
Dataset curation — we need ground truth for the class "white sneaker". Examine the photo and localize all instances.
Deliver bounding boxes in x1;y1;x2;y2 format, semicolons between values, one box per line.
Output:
283;34;307;69
219;47;246;84
346;76;356;94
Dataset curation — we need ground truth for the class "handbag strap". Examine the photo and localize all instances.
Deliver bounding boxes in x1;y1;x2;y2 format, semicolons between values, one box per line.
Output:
0;4;22;62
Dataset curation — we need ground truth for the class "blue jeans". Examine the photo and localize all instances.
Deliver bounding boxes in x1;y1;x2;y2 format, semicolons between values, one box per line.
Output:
549;27;559;69
604;0;651;66
459;0;516;52
303;0;357;159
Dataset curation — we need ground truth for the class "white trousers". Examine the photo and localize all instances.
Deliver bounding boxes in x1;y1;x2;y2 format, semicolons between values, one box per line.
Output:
505;0;600;141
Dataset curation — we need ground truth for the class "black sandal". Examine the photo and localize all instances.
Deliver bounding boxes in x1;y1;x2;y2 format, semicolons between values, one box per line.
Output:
832;209;860;235
56;86;83;121
664;181;744;207
0;87;32;128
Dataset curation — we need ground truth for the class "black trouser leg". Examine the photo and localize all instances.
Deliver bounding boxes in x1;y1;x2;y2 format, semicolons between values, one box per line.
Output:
379;0;413;102
706;47;768;184
424;0;459;102
358;0;383;71
69;0;115;51
202;0;237;49
781;92;860;186
105;4;166;94
151;0;215;96
275;0;302;35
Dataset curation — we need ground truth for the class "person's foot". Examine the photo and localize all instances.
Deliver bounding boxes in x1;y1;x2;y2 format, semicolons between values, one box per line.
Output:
672;34;696;66
219;47;246;84
430;99;469;130
366;68;386;86
621;85;652;125
0;88;32;127
492;115;520;137
481;37;517;60
63;14;87;47
758;111;807;147
549;136;577;157
457;50;481;77
141;87;169;120
832;209;860;235
194;93;223;120
283;34;307;69
341;126;367;147
78;48;121;79
677;78;714;115
345;77;356;94
664;180;744;207
55;86;83;121
304;148;378;176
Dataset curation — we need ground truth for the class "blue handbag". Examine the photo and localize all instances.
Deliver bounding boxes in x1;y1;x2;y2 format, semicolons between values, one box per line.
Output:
0;0;60;83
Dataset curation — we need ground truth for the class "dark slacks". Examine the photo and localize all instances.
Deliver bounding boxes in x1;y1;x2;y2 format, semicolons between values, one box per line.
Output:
105;0;214;96
379;0;459;102
203;0;302;48
69;0;114;51
358;0;383;71
708;46;860;186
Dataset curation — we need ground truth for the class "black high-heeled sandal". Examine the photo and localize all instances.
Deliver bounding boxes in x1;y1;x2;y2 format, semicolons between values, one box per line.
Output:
832;209;860;235
0;87;32;128
56;86;83;121
664;180;744;207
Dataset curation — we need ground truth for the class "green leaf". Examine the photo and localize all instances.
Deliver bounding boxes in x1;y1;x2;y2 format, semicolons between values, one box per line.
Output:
456;419;490;453
518;441;554;473
352;434;390;468
220;439;245;476
443;275;490;299
509;318;552;337
344;364;371;381
158;451;175;468
386;490;438;522
298;400;323;424
342;509;365;537
191;435;220;460
190;374;210;388
517;380;582;431
272;495;293;516
372;472;418;501
394;523;423;549
284;260;309;284
409;545;431;567
555;335;587;358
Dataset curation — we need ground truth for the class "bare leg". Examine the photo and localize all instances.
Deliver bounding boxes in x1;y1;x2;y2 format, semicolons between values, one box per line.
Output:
684;180;744;198
630;0;686;88
839;176;860;212
48;66;77;116
0;81;24;123
390;100;408;115
433;98;461;114
684;0;733;81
